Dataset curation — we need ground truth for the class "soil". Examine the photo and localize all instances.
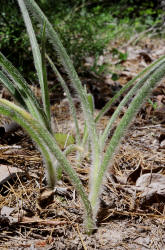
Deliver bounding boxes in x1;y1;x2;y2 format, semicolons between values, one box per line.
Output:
0;37;165;249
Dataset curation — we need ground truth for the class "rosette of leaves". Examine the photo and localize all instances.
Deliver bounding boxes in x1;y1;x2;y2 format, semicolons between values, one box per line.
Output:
0;0;165;234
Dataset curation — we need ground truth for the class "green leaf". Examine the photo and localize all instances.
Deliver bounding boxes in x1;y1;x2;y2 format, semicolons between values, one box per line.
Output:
87;93;95;115
24;0;100;176
46;55;80;143
0;52;49;129
111;73;119;81
0;71;26;108
0;98;94;233
89;60;165;215
119;52;128;61
54;133;75;149
17;0;51;127
95;54;165;123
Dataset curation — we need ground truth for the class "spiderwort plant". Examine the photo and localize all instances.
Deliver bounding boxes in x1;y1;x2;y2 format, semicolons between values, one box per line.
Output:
0;0;165;234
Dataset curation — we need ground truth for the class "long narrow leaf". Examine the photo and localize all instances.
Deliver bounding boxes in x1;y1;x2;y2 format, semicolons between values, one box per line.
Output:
0;98;94;233
41;22;51;125
0;99;56;186
89;61;165;215
100;56;165;150
0;52;49;129
17;0;51;126
0;71;26;108
46;54;80;144
95;54;165;123
23;0;100;181
23;0;91;121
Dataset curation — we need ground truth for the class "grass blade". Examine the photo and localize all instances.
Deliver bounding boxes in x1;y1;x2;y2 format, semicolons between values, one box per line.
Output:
89;61;165;215
0;52;49;129
46;54;81;144
0;99;56;186
23;0;100;177
0;98;94;233
100;56;165;150
0;71;26;108
17;0;51;126
41;22;51;125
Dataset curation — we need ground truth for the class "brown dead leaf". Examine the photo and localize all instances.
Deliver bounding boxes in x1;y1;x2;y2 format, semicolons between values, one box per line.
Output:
0;122;20;136
0;164;26;196
0;164;23;186
139;51;153;63
153;82;165;95
1;206;15;216
154;104;165;122
0;206;18;224
136;173;165;207
37;188;55;209
158;133;165;143
127;165;142;184
160;140;165;149
127;165;163;185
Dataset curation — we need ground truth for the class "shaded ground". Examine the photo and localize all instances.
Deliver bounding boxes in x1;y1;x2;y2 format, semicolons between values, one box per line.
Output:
0;37;165;249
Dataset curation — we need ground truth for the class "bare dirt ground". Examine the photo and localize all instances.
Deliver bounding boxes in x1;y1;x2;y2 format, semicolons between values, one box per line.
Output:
0;37;165;249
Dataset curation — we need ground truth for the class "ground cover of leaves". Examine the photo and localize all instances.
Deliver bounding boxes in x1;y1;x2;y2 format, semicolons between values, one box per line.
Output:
0;37;165;249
